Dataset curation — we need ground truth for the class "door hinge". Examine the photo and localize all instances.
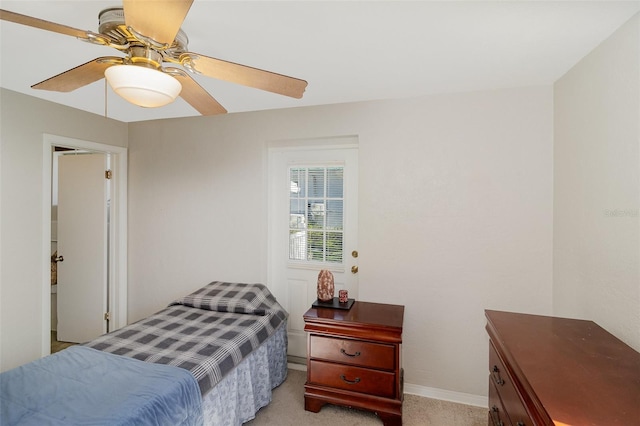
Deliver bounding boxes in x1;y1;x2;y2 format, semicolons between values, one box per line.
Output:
105;170;112;179
104;312;111;321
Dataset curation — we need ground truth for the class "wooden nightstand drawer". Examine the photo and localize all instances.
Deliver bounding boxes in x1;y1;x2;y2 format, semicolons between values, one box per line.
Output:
489;342;532;426
308;360;396;398
309;335;395;370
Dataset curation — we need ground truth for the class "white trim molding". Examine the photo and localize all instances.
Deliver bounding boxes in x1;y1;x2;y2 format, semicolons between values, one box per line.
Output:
404;383;488;408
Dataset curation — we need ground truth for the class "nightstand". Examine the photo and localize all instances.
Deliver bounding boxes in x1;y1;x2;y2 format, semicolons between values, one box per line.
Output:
303;301;405;426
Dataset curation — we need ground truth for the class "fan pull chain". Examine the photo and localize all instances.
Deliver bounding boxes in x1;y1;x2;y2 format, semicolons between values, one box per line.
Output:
104;79;108;118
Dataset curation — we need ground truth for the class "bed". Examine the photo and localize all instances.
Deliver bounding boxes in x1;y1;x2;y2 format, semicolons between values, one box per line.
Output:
1;281;289;426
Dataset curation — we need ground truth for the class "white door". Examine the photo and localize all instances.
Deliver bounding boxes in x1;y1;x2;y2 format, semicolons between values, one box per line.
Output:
57;153;108;343
268;139;359;358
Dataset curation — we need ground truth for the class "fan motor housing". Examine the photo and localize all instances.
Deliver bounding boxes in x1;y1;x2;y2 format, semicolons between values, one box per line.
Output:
98;7;188;55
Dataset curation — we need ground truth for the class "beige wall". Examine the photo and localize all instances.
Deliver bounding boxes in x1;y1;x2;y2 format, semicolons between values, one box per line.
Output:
553;14;640;350
128;86;554;398
0;89;128;371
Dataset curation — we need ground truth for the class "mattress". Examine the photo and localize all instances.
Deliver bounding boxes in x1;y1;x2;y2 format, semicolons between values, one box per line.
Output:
86;281;288;395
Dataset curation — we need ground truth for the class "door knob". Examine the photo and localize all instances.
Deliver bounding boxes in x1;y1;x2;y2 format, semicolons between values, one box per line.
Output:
351;265;358;274
52;254;64;263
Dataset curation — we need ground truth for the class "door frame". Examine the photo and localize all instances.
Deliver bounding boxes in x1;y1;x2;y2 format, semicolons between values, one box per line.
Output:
41;134;128;356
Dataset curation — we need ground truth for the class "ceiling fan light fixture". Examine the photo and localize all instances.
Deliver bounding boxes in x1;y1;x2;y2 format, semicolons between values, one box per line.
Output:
105;65;182;108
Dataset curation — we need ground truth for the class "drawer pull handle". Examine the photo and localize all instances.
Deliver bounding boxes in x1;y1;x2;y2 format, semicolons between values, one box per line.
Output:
340;374;361;385
492;365;505;386
340;348;361;358
490;405;504;426
516;422;525;426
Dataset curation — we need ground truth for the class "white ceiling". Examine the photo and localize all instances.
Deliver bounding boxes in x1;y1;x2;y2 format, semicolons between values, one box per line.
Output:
1;1;638;123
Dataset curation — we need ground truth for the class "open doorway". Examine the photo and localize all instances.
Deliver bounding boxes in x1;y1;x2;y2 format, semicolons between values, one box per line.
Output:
41;134;128;357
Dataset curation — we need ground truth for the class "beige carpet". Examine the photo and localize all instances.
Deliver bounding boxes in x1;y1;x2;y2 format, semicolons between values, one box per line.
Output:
51;331;76;354
246;369;487;425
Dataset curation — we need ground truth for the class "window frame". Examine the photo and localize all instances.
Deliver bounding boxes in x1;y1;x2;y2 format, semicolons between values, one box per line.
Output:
287;162;346;272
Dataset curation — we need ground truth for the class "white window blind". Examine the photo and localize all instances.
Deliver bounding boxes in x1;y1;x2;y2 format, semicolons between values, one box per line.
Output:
289;166;344;263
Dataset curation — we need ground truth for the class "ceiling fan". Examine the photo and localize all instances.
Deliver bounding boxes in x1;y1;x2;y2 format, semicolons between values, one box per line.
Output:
0;0;308;115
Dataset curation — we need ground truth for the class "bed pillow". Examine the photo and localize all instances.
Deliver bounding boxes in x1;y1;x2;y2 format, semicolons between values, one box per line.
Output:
170;281;287;320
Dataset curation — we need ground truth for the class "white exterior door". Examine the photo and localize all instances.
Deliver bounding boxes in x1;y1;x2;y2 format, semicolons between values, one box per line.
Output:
268;139;359;359
57;153;108;343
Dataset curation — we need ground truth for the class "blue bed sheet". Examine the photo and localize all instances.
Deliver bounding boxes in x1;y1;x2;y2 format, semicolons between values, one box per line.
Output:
0;345;203;426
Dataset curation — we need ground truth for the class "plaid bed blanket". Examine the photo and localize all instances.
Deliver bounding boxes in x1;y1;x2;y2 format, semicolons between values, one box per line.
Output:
86;281;288;395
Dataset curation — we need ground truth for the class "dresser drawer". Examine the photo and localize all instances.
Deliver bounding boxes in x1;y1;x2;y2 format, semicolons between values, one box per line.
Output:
489;341;533;426
308;360;396;398
309;335;395;370
488;379;509;426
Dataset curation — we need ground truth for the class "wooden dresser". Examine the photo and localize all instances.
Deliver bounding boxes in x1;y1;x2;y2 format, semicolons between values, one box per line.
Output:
303;301;404;426
485;310;640;426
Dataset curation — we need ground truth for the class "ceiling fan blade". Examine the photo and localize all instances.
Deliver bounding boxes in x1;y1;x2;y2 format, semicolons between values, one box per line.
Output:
179;53;308;99
32;57;124;92
0;9;92;40
123;0;193;46
173;72;227;116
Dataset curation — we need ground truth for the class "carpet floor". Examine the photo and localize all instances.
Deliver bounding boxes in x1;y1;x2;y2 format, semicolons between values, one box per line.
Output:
50;331;76;354
246;368;487;425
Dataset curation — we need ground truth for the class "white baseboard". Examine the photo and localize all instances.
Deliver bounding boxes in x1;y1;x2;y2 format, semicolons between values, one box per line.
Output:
404;383;488;408
286;362;487;408
287;362;307;372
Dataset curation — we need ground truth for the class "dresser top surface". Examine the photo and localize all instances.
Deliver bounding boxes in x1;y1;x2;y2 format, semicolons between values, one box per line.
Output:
304;301;404;330
485;310;640;425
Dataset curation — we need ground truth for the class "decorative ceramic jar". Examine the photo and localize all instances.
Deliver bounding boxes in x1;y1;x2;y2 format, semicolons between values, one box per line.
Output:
317;269;335;302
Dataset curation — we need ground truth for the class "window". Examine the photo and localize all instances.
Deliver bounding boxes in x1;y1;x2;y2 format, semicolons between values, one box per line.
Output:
289;166;344;264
